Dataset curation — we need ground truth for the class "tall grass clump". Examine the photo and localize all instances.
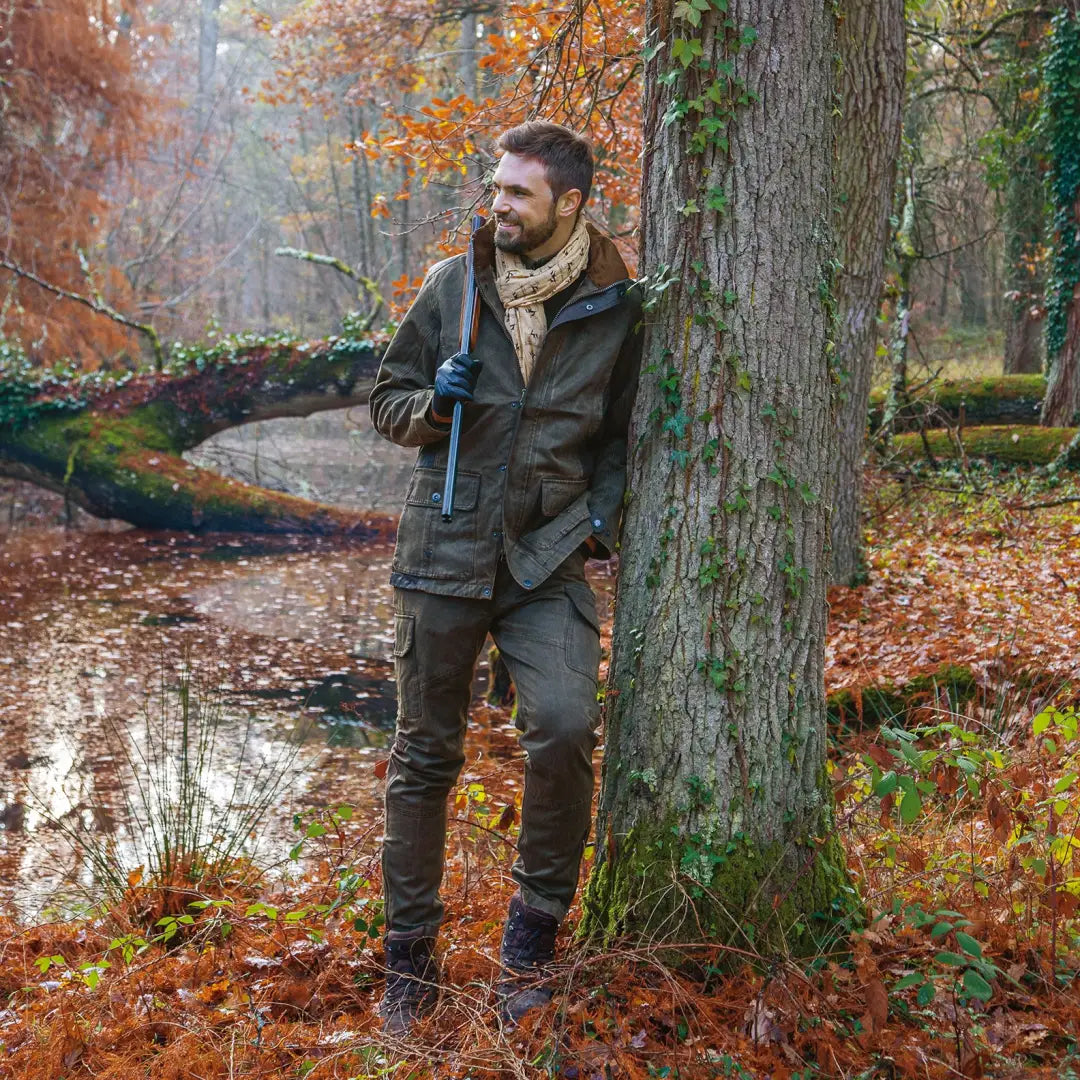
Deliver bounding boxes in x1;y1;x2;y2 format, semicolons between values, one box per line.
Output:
49;656;308;906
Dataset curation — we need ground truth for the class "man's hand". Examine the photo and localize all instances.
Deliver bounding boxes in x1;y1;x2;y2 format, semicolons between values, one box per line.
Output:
432;351;483;420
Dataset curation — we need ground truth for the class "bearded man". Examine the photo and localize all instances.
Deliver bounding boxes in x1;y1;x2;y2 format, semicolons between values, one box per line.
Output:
369;121;642;1035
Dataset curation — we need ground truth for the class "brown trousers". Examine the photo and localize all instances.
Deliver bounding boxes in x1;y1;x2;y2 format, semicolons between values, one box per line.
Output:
383;550;601;934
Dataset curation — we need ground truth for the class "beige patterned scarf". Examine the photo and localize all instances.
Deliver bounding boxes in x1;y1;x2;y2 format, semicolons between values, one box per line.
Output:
494;214;591;383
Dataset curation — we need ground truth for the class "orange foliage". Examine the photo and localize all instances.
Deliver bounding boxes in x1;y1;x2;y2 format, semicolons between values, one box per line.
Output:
1;477;1080;1075
0;1;164;365
257;0;644;293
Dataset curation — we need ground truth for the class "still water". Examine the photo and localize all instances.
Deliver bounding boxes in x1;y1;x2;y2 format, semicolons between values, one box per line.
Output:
0;413;421;916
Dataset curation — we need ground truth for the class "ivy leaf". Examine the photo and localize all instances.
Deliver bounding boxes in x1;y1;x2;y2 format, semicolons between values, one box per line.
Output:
674;1;702;27
672;37;704;68
705;186;728;213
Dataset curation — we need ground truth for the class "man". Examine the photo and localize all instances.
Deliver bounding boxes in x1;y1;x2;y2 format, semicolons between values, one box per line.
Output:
368;120;642;1035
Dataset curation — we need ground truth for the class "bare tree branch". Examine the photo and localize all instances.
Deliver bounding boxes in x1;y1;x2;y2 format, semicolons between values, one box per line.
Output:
0;256;164;369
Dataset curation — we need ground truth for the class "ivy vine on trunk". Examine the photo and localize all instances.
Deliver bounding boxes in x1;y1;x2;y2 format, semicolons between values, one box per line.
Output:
581;0;857;954
1040;4;1080;428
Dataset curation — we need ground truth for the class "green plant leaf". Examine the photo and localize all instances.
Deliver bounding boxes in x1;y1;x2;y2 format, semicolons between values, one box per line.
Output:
874;771;899;797
1053;772;1077;795
893;972;924;990
955;931;983;958
962;968;993;1001
900;788;922;824
934;951;966;967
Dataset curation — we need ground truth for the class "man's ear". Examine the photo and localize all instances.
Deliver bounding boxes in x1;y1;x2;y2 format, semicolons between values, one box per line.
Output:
556;188;583;219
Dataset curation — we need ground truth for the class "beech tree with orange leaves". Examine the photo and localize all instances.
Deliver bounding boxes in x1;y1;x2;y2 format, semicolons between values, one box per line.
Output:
256;0;644;286
0;0;160;364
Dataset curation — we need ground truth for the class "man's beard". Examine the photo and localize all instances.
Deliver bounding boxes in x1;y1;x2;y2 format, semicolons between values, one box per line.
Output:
493;202;559;255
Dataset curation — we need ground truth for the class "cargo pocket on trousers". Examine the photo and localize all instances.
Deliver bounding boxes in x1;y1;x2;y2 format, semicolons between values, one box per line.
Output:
393;613;421;719
564;585;601;679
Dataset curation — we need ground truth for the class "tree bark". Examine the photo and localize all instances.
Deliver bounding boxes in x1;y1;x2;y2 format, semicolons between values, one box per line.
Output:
197;0;223;124
956;236;989;327
582;0;854;951
1;337;390;533
828;0;905;586
1041;7;1080;426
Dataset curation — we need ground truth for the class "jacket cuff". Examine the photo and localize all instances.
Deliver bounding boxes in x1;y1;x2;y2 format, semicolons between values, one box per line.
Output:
584;504;617;559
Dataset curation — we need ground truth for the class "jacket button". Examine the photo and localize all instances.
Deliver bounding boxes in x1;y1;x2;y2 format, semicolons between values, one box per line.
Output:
592;518;603;529
510;401;520;409
492;530;502;538
431;492;441;503
585;303;594;311
499;464;507;471
523;579;533;588
482;587;491;597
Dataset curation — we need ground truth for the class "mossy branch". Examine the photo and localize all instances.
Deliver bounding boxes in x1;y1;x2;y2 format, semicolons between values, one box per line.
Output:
274;247;385;332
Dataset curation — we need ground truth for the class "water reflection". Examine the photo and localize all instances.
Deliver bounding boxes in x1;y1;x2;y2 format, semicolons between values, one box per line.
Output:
0;527;400;917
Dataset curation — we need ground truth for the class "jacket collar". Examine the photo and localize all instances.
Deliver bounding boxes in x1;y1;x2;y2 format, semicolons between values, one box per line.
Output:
472;217;630;291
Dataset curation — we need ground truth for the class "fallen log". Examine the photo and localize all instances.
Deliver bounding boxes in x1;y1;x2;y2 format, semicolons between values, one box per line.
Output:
869;374;1046;432
890;424;1080;468
0;334;394;533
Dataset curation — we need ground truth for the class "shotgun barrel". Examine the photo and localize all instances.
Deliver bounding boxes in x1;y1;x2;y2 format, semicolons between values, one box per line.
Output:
441;215;483;522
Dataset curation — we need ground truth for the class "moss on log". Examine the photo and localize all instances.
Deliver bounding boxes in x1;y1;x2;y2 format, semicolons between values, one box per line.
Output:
1;334;393;532
890;424;1079;468
869;375;1046;432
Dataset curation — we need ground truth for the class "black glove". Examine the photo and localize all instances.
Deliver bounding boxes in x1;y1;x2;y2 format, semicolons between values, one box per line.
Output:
432;351;483;417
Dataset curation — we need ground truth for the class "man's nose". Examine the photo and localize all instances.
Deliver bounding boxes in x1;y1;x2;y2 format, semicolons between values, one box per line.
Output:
491;189;509;215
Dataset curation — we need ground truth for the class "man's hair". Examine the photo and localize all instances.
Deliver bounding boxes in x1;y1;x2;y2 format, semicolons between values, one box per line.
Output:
496;121;594;206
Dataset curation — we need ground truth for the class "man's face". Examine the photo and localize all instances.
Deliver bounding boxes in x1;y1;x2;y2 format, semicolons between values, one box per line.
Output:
490;153;560;256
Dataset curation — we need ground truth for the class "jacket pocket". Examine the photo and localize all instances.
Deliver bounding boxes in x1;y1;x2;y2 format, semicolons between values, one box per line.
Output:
393;467;481;581
393;612;415;657
404;467;480;511
540;475;588;518
524;486;592;552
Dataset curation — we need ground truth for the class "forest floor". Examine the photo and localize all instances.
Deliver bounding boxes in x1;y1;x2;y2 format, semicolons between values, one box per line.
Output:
1;463;1079;1079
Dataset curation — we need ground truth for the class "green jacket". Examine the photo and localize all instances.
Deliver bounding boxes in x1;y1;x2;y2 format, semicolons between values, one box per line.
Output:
369;219;643;599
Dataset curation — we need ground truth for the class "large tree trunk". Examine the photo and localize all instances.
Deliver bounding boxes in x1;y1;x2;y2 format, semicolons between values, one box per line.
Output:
828;0;905;586
1002;9;1047;377
0;337;389;533
1041;7;1080;427
581;0;852;950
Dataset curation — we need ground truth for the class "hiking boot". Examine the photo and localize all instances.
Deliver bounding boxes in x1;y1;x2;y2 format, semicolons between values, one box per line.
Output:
497;892;559;1025
380;928;439;1036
